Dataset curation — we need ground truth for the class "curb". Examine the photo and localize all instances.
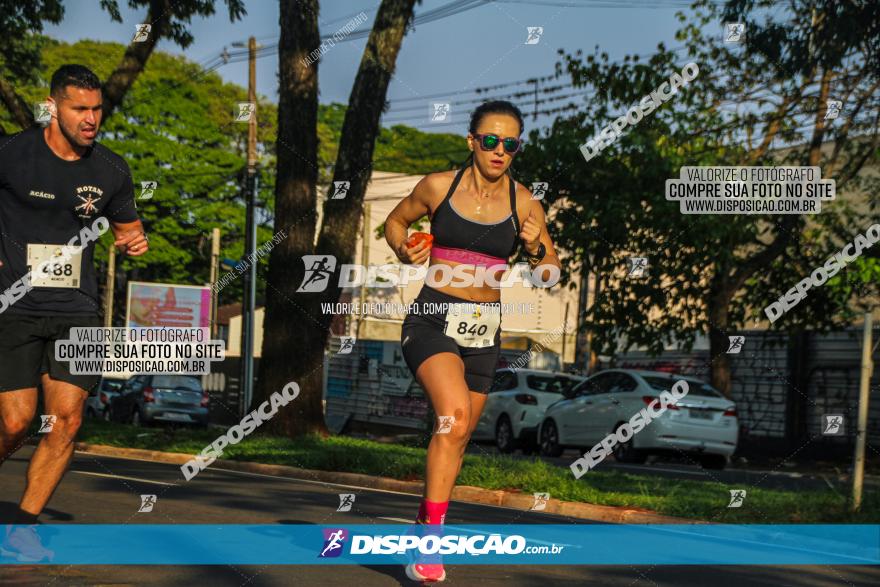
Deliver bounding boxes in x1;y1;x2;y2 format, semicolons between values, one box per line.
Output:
74;442;704;525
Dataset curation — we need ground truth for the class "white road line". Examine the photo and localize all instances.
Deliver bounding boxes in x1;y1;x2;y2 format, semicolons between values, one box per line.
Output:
71;470;177;487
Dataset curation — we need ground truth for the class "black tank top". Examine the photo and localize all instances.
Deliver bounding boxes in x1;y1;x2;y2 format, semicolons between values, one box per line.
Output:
430;166;521;259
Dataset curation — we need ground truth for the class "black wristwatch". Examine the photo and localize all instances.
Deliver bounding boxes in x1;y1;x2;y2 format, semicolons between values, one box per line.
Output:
526;242;546;261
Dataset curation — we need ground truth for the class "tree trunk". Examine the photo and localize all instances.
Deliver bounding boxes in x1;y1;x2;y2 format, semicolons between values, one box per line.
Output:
707;296;733;398
314;0;417;321
256;0;416;437
0;74;35;130
707;259;738;398
102;0;173;120
256;0;324;436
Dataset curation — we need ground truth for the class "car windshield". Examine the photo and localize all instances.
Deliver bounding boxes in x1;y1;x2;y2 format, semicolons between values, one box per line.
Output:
152;375;202;391
526;375;581;394
101;379;125;392
642;376;723;398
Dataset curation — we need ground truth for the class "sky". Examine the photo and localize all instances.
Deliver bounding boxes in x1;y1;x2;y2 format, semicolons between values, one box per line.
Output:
44;0;721;136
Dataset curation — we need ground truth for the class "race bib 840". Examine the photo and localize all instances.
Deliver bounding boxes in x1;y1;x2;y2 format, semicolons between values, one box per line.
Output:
442;304;500;348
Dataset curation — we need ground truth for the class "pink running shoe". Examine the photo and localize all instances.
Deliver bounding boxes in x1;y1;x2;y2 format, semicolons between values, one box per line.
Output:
1;525;54;563
404;499;448;582
405;560;446;583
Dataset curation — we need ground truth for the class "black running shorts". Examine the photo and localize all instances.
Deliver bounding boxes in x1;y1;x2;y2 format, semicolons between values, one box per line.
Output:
401;285;502;394
0;313;102;393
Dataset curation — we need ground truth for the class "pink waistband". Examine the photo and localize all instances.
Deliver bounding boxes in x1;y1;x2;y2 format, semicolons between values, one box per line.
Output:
431;245;507;269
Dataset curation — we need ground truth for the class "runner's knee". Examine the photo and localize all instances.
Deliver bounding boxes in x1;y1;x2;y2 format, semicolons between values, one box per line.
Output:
434;408;470;444
0;413;32;439
43;411;83;439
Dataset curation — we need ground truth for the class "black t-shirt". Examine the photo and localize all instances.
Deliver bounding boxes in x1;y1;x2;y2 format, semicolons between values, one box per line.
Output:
0;127;139;316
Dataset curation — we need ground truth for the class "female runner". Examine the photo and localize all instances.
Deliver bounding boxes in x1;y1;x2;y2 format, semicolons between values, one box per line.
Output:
384;100;561;582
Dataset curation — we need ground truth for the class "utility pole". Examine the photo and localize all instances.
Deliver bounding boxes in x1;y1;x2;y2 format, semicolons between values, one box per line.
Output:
209;228;220;338
235;36;260;415
356;202;371;339
852;312;874;511
533;79;539;121
561;301;569;370
103;246;116;327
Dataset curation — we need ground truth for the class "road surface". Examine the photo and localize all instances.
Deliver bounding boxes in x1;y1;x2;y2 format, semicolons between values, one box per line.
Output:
1;446;877;586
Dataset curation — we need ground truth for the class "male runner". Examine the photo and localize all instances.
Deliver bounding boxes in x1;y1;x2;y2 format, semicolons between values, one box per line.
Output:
0;64;148;561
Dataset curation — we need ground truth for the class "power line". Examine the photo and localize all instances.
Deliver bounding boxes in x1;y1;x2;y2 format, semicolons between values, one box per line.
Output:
383;84;585;115
380;45;692;108
498;0;756;7
223;0;491;65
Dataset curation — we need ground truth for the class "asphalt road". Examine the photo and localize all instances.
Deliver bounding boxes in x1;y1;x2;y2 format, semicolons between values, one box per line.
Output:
1;445;878;586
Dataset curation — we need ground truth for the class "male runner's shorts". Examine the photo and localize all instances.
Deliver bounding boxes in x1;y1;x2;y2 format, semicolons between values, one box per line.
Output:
0;314;102;392
401;285;502;394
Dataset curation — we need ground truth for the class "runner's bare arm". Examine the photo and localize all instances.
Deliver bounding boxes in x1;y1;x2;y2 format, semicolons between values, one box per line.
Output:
385;174;442;264
111;219;149;257
519;185;561;275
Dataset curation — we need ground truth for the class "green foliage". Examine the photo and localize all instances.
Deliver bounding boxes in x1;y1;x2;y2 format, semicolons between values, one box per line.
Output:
517;0;878;358
374;124;468;174
98;0;247;48
318;103;467;183
0;0;62;83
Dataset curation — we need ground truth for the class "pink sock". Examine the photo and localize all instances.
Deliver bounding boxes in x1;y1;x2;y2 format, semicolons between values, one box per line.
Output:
418;499;448;525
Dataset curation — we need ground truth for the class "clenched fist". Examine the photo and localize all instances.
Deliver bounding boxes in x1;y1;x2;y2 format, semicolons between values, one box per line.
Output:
518;213;541;256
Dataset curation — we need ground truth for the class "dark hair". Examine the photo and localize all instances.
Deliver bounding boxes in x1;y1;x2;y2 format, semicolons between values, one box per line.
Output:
50;64;101;98
463;100;525;171
468;100;524;136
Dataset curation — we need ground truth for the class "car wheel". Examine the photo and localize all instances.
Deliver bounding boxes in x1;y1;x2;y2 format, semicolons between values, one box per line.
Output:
612;423;646;464
85;407;97;419
539;420;563;457
132;409;142;427
495;416;519;453
699;454;727;470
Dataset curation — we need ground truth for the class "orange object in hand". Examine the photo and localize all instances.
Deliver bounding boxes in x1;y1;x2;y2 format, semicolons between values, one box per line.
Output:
406;232;434;249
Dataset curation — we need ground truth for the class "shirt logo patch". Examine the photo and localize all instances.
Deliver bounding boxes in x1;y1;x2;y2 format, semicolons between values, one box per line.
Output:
74;185;104;219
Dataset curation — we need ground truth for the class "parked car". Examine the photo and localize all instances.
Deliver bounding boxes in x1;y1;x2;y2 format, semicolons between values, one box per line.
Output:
110;374;209;427
538;369;737;469
84;377;126;420
473;368;585;453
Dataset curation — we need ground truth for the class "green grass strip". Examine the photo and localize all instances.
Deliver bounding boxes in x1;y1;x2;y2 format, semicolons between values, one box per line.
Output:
73;419;879;524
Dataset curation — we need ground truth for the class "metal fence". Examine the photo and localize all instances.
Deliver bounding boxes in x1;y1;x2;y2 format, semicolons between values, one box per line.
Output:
615;327;880;454
325;339;429;431
323;337;548;433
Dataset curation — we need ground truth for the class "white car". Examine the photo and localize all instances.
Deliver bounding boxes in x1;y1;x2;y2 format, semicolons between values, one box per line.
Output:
538;369;738;469
473;368;585;453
